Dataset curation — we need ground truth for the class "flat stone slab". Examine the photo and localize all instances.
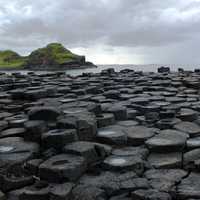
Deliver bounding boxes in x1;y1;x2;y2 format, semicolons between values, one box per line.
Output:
28;106;60;121
97;125;126;145
0;137;39;168
144;169;187;193
183;148;200;170
187;137;200;149
78;171;148;196
72;185;106;200
177;173;200;199
126;126;156;146
112;146;149;160
0;128;26;138
116;120;139;127
97;113;115;128
39;154;87;182
102;155;144;175
64;141;111;164
42;129;78;149
177;108;198;121
174;121;200;137
132;189;172;200
145;129;187;152
147;152;182;169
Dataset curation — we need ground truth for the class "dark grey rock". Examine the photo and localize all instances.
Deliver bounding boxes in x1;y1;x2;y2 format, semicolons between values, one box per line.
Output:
42;129;78;150
177;173;200;199
39;154;87;182
132;189;172;200
177;108;198;121
0;170;34;192
49;182;74;200
116;120;138;127
0;137;39;168
187;137;200;149
147;152;182;169
174;121;200;137
25;159;43;175
19;181;50;200
102;155;144;175
183;148;200;170
78;171;144;196
145;129;187;152
144;169;187;193
24;120;47;142
109;194;131;200
64;141;111;164
6;114;28;128
0;128;26;138
158;66;170;73
112;146;149;160
107;105;127;120
28;106;60;121
156;118;181;129
126;126;156;146
72;185;106;200
97;125;126;145
97;113;115;128
61;110;97;141
0;112;13;120
0;121;8;132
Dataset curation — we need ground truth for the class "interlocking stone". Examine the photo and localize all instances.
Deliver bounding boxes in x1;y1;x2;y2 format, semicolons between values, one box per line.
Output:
144;169;187;193
132;189;172;200
28;106;61;121
174;121;200;137
1;69;200;199
97;113;115;128
42;129;78;150
177;173;200;199
0;137;39;168
64;141;111;164
147;152;182;169
0;128;26;138
145;129;187;152
39;154;87;182
126;126;156;146
97;125;127;145
187;137;200;149
183;148;200;170
102;155;144;175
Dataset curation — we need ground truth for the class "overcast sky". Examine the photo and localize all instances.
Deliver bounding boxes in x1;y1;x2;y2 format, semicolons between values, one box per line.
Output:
0;0;200;64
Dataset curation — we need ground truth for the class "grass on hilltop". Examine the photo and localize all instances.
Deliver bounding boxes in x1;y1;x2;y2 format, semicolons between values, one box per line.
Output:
26;43;83;66
0;50;26;68
0;43;84;68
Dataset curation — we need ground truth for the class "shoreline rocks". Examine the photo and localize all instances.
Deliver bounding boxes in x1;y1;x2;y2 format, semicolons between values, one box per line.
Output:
1;67;200;199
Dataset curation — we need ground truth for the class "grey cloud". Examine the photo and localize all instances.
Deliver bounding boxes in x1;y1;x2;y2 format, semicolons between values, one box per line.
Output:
0;0;200;63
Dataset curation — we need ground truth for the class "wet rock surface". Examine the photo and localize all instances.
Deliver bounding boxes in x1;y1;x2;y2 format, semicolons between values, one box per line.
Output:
1;68;200;199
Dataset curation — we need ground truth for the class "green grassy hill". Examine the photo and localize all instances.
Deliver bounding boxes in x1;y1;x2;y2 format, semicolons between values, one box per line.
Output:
0;43;87;69
0;50;27;68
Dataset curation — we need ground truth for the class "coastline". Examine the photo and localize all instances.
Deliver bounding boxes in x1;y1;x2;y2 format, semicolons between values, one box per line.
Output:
0;64;97;71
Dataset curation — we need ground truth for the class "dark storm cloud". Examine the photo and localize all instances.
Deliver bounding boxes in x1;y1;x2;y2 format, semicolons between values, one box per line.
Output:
0;0;200;63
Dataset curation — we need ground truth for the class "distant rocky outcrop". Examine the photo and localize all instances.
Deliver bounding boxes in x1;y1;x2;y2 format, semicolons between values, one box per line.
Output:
0;43;96;70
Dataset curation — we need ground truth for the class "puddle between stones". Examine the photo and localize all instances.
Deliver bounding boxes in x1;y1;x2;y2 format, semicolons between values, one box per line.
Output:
109;157;127;166
0;146;14;153
98;130;117;136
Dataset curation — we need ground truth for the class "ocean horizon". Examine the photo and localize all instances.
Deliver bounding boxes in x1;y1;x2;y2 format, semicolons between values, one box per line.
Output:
1;64;200;76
